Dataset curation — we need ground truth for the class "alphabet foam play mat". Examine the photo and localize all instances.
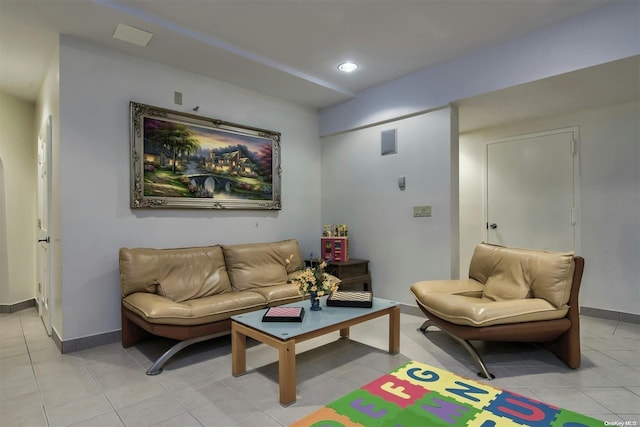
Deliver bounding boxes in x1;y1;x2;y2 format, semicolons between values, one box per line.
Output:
290;360;605;426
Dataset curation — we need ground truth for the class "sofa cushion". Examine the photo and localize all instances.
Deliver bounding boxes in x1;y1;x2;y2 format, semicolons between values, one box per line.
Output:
119;246;231;302
416;293;569;327
251;283;303;306
223;241;292;291
468;243;500;285
472;243;531;300
483;271;532;301
529;250;575;308
275;239;305;273
473;243;575;306
123;291;267;326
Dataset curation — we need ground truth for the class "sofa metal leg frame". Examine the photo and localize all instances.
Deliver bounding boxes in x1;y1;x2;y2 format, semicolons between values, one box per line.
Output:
418;321;495;380
146;332;227;375
419;320;434;332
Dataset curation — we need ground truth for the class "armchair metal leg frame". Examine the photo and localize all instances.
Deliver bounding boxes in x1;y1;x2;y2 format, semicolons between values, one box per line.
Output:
419;319;494;379
413;256;584;380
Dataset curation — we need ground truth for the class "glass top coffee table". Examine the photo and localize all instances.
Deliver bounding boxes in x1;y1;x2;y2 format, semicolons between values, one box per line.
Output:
231;296;400;406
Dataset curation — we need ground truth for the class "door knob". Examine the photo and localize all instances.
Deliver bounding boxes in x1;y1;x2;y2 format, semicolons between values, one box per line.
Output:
489;223;497;229
38;237;50;243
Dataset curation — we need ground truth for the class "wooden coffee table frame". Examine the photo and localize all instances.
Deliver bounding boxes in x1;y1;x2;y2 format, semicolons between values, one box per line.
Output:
231;305;400;406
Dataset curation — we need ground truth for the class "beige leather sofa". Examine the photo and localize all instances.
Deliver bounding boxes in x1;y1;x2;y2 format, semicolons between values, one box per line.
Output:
119;239;324;375
410;242;584;379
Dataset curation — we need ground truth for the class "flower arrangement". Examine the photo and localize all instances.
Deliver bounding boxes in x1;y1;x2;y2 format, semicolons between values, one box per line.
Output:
286;256;339;309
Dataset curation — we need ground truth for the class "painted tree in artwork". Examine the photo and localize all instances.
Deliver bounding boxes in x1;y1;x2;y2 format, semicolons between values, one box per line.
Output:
169;126;199;173
255;142;273;181
145;119;199;173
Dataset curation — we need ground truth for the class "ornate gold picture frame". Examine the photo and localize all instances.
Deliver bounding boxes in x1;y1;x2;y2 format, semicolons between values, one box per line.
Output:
130;102;281;209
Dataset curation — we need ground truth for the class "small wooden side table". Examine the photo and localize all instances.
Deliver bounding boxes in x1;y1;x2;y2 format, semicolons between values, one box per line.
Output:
326;259;372;292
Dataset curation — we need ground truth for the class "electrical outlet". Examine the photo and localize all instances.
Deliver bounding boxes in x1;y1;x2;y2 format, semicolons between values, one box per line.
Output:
413;205;432;217
174;91;183;105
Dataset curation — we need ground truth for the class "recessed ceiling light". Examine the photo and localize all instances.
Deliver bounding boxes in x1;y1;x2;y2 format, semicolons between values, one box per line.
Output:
113;23;154;47
337;62;359;73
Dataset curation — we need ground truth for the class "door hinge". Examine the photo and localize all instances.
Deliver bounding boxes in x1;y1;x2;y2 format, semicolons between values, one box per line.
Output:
570;138;576;155
37;282;41;293
571;207;576;225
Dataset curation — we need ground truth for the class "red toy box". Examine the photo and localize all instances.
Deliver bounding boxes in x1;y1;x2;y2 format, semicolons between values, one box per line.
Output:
321;237;349;262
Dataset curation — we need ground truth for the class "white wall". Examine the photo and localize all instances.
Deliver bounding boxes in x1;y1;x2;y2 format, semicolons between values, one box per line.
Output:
0;92;36;306
57;36;322;341
319;1;640;136
317;0;639;318
321;107;458;305
459;101;640;315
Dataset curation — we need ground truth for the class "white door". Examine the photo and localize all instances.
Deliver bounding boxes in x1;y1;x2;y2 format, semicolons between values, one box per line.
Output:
37;116;52;336
486;129;576;252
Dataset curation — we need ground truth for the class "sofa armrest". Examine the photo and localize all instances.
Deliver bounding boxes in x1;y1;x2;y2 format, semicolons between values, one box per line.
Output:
410;279;483;300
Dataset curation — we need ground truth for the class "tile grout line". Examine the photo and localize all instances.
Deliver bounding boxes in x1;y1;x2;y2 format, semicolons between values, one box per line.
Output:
20;315;52;427
4;309;637;425
153;369;207;427
71;349;129;426
25;322;120;427
611;319;621;336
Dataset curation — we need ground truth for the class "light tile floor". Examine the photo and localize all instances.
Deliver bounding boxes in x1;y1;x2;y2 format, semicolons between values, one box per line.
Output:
1;308;638;426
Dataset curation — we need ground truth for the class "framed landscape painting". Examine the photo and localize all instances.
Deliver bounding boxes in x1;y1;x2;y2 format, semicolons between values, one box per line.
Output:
129;102;281;209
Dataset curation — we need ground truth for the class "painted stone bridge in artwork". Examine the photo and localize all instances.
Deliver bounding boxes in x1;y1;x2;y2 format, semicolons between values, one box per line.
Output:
186;174;235;194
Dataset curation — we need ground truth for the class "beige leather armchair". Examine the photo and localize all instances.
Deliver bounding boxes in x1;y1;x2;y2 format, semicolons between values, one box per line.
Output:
410;243;585;379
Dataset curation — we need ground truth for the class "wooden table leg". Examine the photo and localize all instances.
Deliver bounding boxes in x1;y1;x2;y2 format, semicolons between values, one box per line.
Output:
278;339;296;406
340;327;350;338
231;322;247;377
389;306;400;354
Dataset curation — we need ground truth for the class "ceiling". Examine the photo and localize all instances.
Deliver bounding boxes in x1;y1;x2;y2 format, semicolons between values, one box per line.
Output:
456;55;639;132
0;0;637;131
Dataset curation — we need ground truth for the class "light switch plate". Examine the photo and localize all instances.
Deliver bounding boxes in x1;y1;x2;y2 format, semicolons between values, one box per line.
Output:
413;205;432;217
398;176;406;190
